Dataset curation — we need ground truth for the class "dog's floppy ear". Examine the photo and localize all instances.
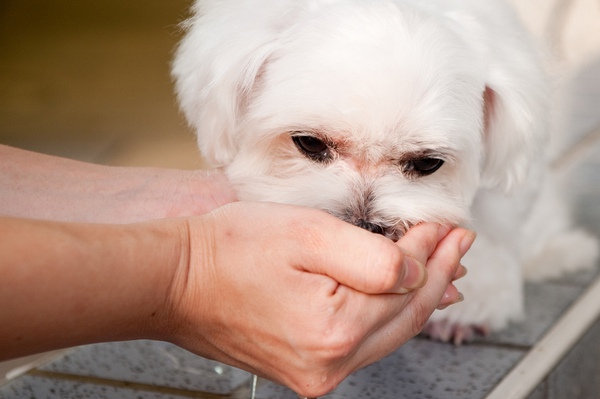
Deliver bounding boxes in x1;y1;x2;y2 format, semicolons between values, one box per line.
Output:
477;19;551;191
481;64;549;191
172;1;285;166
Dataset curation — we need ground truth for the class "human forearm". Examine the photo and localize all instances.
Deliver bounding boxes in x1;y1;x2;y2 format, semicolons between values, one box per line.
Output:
0;202;471;396
0;217;185;360
0;144;236;223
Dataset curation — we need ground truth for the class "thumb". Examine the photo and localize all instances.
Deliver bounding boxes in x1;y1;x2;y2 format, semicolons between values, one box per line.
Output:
294;213;427;295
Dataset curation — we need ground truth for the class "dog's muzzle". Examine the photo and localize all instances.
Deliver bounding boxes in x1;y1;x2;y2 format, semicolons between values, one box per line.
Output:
353;219;405;241
356;219;385;235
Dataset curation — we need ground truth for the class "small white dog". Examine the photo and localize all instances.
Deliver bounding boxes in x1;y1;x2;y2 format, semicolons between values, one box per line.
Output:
172;0;599;344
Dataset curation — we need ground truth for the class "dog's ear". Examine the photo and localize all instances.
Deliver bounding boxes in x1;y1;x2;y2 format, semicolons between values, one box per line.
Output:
481;67;549;191
172;1;284;166
477;20;551;191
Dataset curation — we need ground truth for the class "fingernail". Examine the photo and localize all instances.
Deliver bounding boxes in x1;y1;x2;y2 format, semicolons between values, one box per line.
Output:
397;255;428;294
437;292;465;310
459;231;477;257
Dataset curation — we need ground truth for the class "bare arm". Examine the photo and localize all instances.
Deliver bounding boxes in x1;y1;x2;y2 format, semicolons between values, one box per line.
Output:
0;216;183;359
0;204;471;397
0;144;236;223
0;145;472;396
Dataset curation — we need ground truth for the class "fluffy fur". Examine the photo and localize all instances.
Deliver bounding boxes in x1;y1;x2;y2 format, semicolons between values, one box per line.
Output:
172;0;599;343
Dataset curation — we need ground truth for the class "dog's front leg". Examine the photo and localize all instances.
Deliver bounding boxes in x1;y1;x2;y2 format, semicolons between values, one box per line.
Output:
422;232;525;345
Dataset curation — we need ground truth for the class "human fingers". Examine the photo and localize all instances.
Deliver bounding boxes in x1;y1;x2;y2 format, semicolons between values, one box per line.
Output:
397;226;474;309
396;223;452;265
382;223;451;294
411;227;475;314
290;210;423;295
437;284;463;310
453;264;468;281
343;228;475;371
436;248;472;311
428;228;475;309
436;262;468;310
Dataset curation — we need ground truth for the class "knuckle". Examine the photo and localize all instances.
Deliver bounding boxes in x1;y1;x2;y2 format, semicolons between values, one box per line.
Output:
376;262;403;293
287;328;359;397
411;224;440;260
321;330;358;360
292;371;345;398
369;239;405;293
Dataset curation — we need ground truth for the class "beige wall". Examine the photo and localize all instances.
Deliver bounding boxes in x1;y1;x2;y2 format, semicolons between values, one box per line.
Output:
507;0;600;70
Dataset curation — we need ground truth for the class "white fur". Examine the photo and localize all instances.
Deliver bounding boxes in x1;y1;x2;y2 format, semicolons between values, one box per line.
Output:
173;0;599;342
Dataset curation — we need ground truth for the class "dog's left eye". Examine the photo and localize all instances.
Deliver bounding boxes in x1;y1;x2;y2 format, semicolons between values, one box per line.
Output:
292;135;330;162
406;158;445;176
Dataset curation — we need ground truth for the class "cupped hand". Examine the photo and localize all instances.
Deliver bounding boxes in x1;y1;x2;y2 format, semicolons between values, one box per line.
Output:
161;202;474;398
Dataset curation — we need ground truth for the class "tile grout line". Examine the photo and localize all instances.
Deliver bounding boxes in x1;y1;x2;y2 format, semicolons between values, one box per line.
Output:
484;274;600;399
26;369;232;399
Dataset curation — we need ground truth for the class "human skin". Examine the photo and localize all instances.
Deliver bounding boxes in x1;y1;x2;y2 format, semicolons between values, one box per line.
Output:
0;144;236;223
172;204;473;396
0;210;471;396
0;144;471;396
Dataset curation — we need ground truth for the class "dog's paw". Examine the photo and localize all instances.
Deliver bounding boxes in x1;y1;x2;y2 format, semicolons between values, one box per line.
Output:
420;271;524;346
421;280;523;345
421;319;490;346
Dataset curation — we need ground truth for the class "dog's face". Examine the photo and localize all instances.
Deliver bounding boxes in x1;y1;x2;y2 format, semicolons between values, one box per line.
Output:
226;9;484;239
173;0;549;238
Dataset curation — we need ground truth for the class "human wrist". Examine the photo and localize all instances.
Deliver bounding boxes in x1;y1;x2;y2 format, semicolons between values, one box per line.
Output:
114;167;237;223
149;212;231;362
158;168;237;219
142;215;220;354
129;218;194;342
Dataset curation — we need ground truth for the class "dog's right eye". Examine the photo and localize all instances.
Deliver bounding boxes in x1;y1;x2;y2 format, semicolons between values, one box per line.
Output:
292;135;331;162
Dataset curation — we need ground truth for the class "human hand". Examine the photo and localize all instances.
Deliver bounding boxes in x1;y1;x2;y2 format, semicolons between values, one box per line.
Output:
158;202;473;398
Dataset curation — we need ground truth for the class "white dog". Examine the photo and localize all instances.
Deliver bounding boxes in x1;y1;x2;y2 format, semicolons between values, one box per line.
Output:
172;0;599;344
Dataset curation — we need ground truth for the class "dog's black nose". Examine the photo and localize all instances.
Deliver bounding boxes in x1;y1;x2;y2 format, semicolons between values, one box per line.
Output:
356;219;385;235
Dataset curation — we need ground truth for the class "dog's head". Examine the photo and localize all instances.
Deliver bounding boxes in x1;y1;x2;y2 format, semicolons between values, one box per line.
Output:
173;0;549;239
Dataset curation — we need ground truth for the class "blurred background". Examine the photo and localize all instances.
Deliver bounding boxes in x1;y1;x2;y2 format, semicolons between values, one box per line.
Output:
0;0;599;170
0;0;205;169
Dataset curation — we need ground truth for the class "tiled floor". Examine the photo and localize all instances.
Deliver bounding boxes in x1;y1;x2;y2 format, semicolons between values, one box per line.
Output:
1;1;600;398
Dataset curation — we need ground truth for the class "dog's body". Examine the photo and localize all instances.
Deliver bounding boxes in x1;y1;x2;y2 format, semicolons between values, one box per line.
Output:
173;0;599;343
